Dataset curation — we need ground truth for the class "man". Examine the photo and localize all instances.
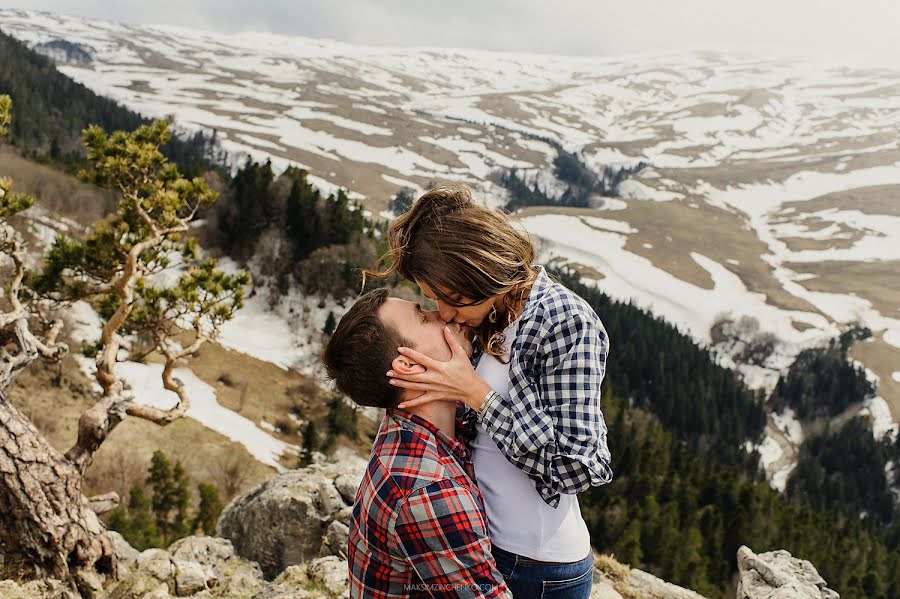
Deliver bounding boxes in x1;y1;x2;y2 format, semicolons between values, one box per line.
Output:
323;288;510;599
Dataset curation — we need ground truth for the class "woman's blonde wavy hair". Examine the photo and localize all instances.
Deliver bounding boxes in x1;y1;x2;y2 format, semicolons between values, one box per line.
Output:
368;183;537;360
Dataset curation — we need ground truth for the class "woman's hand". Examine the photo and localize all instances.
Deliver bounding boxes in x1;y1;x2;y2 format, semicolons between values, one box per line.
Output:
388;327;492;411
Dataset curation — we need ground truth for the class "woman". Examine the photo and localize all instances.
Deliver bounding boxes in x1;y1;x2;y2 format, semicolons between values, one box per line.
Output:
373;183;612;599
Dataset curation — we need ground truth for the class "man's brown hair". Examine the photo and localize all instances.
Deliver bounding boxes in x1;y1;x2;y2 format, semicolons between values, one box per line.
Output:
323;288;411;409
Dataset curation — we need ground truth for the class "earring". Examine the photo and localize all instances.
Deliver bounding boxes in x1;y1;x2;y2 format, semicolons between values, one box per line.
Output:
488;305;498;324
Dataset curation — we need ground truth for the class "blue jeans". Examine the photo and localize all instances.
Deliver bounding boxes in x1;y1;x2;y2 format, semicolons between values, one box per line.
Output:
491;545;593;599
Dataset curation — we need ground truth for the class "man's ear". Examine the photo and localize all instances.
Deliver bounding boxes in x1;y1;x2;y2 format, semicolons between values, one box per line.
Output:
391;355;426;375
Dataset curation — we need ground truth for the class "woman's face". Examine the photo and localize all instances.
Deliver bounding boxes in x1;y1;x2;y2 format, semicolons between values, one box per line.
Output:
416;280;498;333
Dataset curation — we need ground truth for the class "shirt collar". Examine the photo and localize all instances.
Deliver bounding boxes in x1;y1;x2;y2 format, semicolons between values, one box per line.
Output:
518;265;549;325
386;408;470;463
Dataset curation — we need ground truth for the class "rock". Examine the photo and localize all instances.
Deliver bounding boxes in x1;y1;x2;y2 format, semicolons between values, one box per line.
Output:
217;456;366;579
323;521;349;557
306;556;349;597
592;553;707;599
74;569;106;598
142;582;172;599
589;578;624;599
173;559;217;596
107;538;268;599
108;531;141;577
250;565;314;599
737;546;839;599
205;557;266;597
0;578;76;599
333;474;361;505
107;572;174;599
169;536;235;567
334;506;353;527
628;569;709;599
138;549;176;584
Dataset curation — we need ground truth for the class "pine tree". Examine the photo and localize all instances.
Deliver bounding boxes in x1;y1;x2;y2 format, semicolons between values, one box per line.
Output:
193;482;224;535
105;486;162;551
616;515;643;566
146;451;192;546
323;311;337;336
300;420;320;467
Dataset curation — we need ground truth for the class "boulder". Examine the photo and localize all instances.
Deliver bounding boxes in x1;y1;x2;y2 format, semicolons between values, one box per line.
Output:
106;536;266;599
592;553;707;599
173;559;217;596
217;454;366;579
108;531;141;577
306;556;350;597
737;546;839;599
169;536;236;567
323;521;350;558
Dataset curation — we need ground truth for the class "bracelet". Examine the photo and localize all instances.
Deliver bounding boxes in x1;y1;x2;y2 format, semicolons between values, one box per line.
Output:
478;390;501;420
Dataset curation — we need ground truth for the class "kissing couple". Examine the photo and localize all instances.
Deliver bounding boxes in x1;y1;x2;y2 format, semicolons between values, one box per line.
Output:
324;183;612;598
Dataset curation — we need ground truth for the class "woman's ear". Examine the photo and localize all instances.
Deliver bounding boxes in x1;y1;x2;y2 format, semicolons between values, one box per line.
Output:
391;355;426;375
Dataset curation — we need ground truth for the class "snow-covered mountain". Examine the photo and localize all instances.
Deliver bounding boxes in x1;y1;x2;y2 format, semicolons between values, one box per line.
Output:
2;9;899;486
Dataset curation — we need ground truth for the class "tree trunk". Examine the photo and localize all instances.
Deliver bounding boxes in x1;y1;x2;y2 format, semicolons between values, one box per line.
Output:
0;391;116;597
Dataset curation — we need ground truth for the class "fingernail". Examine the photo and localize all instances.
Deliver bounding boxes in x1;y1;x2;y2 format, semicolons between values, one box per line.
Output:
386;371;395;377
397;404;406;409
389;379;397;385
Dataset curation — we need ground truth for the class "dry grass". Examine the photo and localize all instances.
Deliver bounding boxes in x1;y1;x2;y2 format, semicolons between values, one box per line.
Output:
519;199;819;314
781;184;900;218
0;145;115;227
594;553;630;581
849;335;900;423
785;260;900;318
593;553;643;599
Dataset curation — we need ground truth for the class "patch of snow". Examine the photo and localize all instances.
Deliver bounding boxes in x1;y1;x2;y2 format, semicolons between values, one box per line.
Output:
597;198;627;211
772;408;805;446
618;179;684;202
65;300;104;345
521;213;833;348
757;435;783;474
771;462;797;493
116;361;293;471
581;216;637;235
859;396;899;442
884;328;900;349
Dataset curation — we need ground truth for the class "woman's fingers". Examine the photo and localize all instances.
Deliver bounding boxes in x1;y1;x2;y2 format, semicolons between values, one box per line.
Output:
443;326;467;357
388;378;430;391
397;346;443;370
397;394;450;410
386;370;431;383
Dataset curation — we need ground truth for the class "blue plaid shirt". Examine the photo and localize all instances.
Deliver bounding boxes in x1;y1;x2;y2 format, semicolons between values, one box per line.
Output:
468;266;613;508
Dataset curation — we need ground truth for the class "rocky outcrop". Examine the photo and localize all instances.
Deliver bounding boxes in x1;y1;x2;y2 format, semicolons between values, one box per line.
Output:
102;534;349;599
217;449;367;580
0;456;842;599
592;553;709;599
737;545;839;599
0;578;77;599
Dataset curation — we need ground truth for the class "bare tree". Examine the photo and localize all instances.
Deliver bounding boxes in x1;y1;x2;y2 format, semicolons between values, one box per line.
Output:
0;97;248;596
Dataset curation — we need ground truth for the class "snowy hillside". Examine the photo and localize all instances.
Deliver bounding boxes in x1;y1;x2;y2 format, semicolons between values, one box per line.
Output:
2;9;899;487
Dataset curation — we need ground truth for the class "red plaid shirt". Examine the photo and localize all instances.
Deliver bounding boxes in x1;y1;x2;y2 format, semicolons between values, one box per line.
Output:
348;409;510;598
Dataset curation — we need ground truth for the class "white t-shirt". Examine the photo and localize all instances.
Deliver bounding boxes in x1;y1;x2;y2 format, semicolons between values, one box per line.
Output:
472;316;592;562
